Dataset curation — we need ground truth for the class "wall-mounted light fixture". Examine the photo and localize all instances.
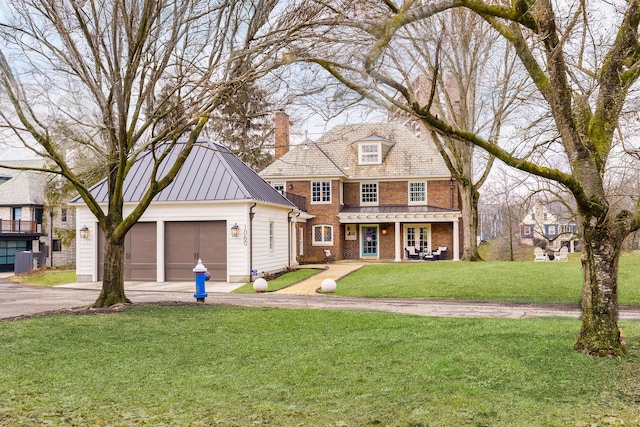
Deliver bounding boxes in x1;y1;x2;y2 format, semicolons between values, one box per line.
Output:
80;225;89;239
381;226;387;236
288;184;293;190
231;223;240;238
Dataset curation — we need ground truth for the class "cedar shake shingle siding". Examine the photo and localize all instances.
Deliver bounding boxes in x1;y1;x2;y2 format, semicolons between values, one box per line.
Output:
260;122;449;179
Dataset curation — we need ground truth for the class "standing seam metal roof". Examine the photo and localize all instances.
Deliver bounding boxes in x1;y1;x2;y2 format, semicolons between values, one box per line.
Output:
79;140;294;207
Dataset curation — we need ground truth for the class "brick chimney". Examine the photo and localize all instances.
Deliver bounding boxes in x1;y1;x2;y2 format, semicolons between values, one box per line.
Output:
274;110;290;159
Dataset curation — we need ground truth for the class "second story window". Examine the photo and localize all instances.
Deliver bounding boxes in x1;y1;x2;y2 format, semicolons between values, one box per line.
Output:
361;183;378;205
311;181;331;203
61;208;67;222
35;208;43;225
12;207;22;221
358;143;381;165
409;182;426;204
273;183;284;194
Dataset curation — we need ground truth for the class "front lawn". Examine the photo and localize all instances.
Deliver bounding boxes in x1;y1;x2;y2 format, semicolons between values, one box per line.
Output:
334;252;640;305
1;306;639;426
10;270;77;287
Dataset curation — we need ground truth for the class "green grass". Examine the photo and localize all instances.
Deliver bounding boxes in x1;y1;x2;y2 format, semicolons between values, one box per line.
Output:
10;270;77;287
1;306;639;426
334;252;640;305
233;268;320;293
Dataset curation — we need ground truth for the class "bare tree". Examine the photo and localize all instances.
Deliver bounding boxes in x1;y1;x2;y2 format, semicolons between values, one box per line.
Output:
388;10;528;261
482;168;530;261
299;0;640;356
0;0;302;307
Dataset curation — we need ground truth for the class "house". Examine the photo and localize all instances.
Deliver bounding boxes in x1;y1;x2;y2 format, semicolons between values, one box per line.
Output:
477;203;503;243
521;200;580;252
73;139;298;283
259;113;462;262
0;161;47;271
0;159;76;271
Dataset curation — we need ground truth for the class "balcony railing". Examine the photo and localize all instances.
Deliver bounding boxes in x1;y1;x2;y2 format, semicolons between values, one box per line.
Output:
0;220;43;234
283;191;307;212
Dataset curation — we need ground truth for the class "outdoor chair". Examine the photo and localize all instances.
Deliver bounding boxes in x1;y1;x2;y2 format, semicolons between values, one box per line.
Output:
432;246;447;260
405;246;420;260
555;247;569;261
534;247;548;261
323;249;335;263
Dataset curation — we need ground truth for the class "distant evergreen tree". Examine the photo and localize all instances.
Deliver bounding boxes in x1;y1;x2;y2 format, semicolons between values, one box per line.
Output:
206;82;274;171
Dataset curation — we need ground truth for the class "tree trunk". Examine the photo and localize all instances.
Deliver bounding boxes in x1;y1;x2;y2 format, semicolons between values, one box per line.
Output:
93;235;130;307
574;220;626;357
459;182;481;261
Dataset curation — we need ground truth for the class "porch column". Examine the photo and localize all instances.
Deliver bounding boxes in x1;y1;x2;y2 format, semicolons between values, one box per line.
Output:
394;221;402;262
453;218;460;261
290;220;299;267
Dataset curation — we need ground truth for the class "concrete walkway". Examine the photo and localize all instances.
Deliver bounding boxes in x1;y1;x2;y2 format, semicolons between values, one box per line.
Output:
274;262;364;295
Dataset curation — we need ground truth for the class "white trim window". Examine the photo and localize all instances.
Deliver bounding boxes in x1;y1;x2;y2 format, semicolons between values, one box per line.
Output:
311;181;331;203
408;181;427;204
361;182;378;205
273;183;285;194
358;143;382;165
269;221;274;250
313;225;333;246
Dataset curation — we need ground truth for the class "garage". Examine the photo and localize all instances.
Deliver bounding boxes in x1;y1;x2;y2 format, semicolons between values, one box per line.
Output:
75;139;296;283
98;222;157;281
165;221;227;281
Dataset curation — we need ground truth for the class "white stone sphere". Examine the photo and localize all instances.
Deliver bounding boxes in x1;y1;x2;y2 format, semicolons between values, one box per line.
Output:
253;278;268;292
321;278;337;293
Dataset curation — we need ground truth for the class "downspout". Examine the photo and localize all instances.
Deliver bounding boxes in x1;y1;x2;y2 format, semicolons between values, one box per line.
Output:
287;208;294;267
249;203;256;280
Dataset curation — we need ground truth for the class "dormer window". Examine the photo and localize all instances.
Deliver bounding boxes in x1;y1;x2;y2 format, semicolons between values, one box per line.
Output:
351;134;395;165
358;143;382;165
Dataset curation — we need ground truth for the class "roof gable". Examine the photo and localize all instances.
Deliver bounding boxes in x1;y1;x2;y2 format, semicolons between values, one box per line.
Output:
80;140;294;207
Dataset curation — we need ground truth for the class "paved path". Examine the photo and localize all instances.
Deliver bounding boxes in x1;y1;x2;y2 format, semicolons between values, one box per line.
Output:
3;268;640;321
274;262;364;295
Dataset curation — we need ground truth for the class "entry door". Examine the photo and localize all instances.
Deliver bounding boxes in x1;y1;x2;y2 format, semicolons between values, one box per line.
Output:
361;225;378;258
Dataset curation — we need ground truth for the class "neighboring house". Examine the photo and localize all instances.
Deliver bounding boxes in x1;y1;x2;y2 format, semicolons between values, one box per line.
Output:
73;140;297;283
477;203;503;243
260;113;462;262
0;160;77;271
521;200;580;252
0;162;45;271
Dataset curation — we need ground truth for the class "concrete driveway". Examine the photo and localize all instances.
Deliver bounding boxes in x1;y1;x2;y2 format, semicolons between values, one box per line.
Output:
2;272;640;322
